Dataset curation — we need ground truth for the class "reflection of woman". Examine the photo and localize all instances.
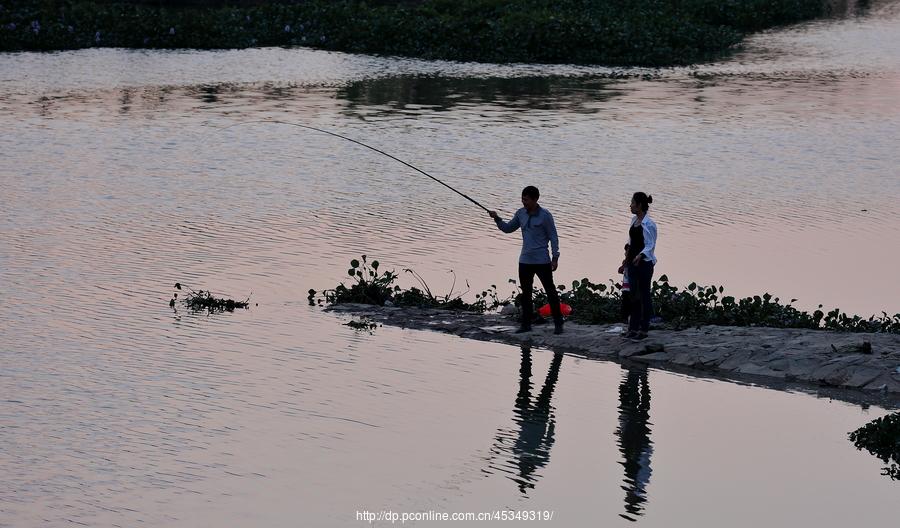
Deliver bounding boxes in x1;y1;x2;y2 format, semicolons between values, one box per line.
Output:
616;366;654;521
488;345;563;494
624;192;658;340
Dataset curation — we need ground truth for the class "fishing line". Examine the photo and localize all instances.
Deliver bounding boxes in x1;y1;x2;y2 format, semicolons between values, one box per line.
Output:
211;120;490;212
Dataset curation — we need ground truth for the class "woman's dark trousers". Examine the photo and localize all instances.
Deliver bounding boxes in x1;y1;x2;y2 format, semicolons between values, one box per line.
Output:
519;263;563;328
627;261;654;333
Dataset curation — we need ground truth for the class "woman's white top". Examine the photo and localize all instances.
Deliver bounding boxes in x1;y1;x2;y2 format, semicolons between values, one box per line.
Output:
628;214;658;265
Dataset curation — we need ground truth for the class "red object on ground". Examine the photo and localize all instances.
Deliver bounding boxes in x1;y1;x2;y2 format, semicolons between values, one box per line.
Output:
539;303;572;317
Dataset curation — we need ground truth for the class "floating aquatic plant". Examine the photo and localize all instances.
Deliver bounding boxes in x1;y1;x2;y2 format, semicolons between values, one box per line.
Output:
170;282;251;313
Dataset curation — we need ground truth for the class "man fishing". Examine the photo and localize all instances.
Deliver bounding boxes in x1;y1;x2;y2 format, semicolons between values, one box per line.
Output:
488;186;564;335
216;123;565;335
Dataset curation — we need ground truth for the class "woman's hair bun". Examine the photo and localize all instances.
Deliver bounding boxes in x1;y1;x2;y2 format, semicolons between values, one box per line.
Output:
647;195;653;204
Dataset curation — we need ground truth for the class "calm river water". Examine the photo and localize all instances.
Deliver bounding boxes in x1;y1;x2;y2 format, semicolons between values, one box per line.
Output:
2;2;899;526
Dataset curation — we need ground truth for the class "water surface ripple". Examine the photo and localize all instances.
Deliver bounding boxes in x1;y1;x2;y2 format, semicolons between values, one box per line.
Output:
2;4;900;527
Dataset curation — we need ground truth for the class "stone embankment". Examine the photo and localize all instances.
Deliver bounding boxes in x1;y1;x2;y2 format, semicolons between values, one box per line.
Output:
327;304;900;395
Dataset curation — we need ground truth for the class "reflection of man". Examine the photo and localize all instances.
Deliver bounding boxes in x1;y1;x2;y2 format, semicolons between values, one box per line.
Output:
488;345;563;494
488;186;564;334
616;366;654;521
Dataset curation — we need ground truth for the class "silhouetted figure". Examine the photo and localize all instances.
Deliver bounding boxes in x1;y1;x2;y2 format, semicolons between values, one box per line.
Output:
488;345;563;494
488;186;564;334
623;191;657;340
616;366;654;521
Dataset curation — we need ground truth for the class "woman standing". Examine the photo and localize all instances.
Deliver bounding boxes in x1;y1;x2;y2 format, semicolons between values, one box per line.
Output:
625;192;657;340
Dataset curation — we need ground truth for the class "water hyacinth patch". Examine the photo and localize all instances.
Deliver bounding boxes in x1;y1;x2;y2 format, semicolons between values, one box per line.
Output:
170;282;251;314
313;257;900;334
314;255;400;307
310;256;509;313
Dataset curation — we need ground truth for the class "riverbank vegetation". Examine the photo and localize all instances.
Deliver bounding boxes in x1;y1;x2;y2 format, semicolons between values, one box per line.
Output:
2;0;832;65
312;256;900;334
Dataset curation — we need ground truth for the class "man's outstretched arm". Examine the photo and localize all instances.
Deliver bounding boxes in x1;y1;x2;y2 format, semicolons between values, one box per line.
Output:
488;210;521;233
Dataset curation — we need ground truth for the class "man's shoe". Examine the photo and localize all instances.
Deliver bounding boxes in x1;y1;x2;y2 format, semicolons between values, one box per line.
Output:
554;323;564;335
622;331;638;339
514;325;532;334
629;331;648;341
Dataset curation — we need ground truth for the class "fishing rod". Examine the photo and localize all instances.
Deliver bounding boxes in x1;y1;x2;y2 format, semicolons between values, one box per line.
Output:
211;120;490;212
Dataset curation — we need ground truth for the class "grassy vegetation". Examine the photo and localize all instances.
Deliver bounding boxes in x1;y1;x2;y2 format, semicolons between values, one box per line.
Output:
313;256;900;333
309;255;504;313
1;0;831;65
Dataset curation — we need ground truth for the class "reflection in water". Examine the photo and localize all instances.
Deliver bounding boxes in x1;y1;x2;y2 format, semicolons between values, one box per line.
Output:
616;366;654;521
198;84;220;104
849;411;900;480
831;0;874;17
337;75;624;118
488;346;563;494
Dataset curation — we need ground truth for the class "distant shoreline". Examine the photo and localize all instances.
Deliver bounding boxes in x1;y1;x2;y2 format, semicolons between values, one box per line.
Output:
1;0;832;66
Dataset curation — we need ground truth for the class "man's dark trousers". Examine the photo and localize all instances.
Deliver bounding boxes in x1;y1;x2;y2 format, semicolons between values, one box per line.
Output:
519;263;563;328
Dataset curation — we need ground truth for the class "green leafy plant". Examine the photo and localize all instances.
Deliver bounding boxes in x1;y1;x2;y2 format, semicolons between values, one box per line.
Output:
318;255;398;306
309;256;514;312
